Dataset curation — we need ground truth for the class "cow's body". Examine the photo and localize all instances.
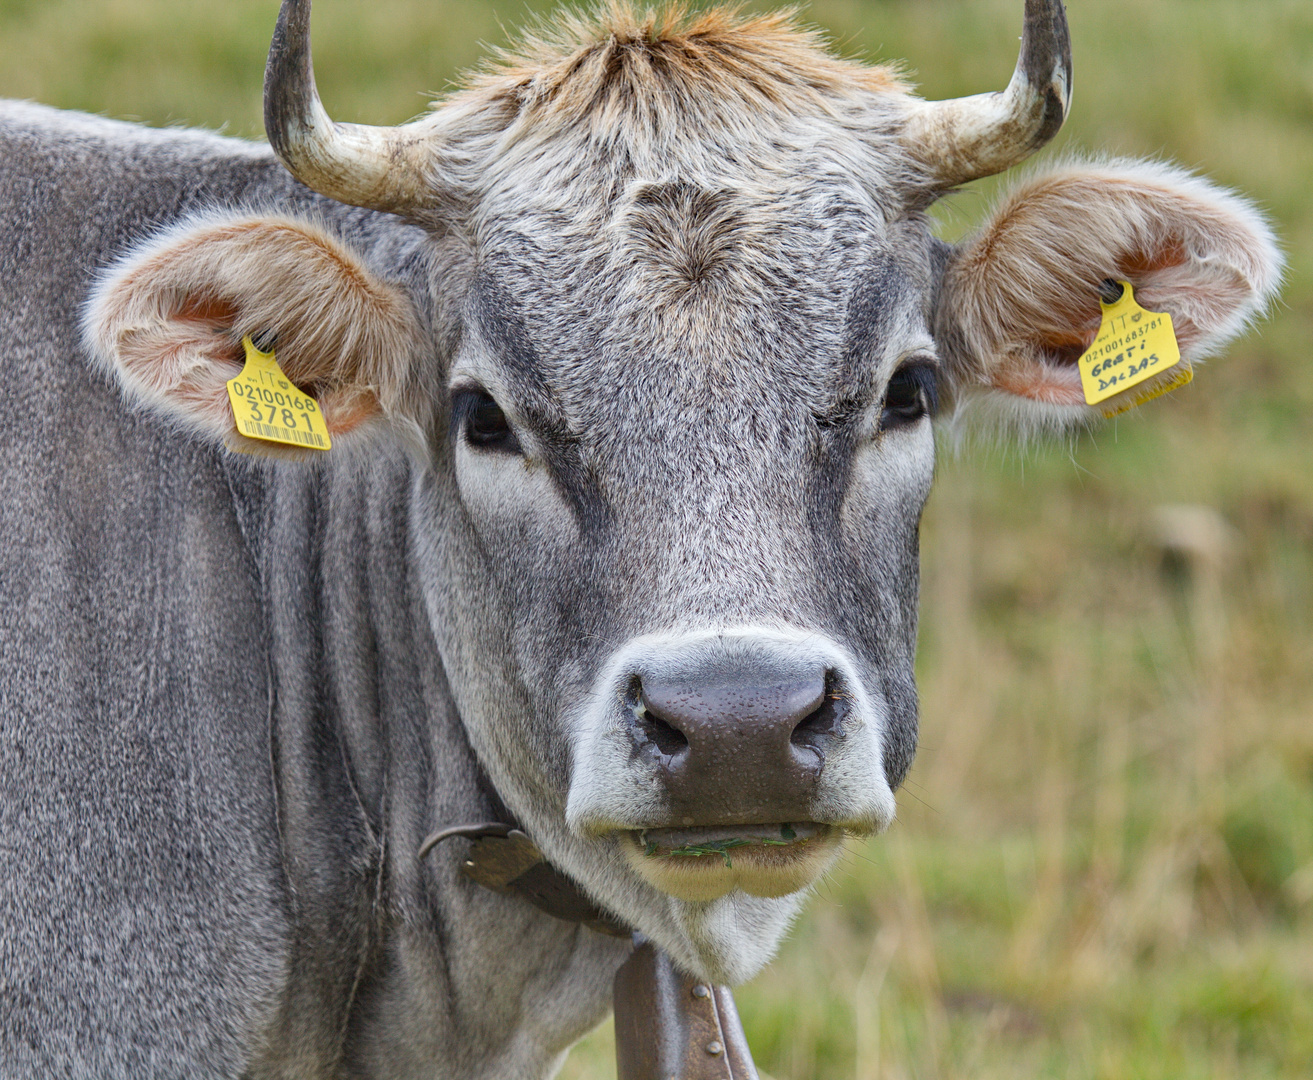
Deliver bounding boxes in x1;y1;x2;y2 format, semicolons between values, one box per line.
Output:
0;1;1282;1076
0;103;621;1077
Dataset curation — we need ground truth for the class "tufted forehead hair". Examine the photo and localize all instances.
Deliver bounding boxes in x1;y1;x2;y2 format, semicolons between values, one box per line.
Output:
461;2;908;125
429;3;922;214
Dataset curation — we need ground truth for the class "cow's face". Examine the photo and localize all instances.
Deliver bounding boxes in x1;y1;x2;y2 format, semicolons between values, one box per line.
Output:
419;164;938;977
90;1;1281;983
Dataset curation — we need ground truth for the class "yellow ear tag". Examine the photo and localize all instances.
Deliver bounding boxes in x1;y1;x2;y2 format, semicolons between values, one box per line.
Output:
1077;281;1190;414
226;337;332;450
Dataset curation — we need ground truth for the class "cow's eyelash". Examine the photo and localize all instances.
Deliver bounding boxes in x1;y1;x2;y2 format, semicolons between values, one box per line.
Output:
879;361;939;431
813;358;939;432
451;388;523;454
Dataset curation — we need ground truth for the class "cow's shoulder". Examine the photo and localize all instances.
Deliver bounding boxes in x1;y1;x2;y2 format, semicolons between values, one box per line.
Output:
0;101;301;1077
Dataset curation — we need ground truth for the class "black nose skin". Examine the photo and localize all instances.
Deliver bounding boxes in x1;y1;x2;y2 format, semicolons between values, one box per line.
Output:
629;669;847;826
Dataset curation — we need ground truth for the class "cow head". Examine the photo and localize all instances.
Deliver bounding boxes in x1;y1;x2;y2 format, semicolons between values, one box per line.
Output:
87;0;1281;983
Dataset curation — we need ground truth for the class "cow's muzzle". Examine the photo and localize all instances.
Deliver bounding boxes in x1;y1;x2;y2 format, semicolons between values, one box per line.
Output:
566;629;897;901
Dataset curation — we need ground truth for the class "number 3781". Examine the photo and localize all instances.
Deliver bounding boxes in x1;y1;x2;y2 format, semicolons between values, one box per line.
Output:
248;400;301;430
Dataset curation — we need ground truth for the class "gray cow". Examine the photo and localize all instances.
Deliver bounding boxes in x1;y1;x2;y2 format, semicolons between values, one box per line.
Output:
0;0;1280;1076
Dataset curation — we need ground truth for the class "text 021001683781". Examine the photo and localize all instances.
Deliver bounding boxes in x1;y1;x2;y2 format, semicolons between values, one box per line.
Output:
1077;280;1188;411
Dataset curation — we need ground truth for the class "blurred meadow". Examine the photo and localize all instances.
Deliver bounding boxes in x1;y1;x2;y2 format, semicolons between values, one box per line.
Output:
3;0;1310;1076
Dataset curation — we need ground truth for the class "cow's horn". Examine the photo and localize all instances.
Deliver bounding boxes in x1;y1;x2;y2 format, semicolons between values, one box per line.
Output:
902;0;1072;188
264;0;432;214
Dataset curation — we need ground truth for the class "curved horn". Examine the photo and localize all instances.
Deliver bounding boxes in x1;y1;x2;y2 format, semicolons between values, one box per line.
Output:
902;0;1072;188
264;0;433;213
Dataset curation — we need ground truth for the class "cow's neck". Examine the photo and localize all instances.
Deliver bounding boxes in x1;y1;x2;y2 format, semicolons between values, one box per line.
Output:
228;455;622;1078
421;820;761;1079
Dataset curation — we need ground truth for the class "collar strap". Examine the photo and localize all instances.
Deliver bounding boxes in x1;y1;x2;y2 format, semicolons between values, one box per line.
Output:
420;822;627;937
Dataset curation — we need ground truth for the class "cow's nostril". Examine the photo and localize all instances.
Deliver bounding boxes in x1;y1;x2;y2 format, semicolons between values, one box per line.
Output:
640;709;690;757
628;676;690;757
790;670;848;758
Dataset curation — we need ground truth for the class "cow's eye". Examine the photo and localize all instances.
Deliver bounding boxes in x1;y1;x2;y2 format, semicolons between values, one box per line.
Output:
455;390;521;453
879;363;938;432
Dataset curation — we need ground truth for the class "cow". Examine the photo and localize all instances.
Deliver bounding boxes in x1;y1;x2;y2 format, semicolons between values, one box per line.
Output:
0;0;1281;1076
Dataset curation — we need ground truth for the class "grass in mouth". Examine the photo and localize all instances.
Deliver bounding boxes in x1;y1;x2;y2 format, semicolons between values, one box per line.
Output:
644;826;801;867
666;838;752;867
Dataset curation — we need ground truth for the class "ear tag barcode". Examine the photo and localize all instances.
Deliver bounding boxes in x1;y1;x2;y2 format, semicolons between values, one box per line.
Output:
227;337;332;451
1077;280;1189;412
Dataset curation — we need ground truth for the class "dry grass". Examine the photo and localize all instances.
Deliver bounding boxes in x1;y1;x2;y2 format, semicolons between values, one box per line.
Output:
3;2;1309;1077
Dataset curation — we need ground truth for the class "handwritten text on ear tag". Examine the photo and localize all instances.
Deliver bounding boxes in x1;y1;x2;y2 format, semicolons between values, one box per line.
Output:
227;337;332;450
1078;281;1189;412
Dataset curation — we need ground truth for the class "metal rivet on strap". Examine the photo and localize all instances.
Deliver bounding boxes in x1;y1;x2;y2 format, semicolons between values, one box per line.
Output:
706;1041;723;1056
692;984;710;999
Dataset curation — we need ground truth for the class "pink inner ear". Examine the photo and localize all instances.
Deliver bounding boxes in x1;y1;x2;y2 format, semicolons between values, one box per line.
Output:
147;291;384;439
990;360;1087;407
177;294;240;327
1122;241;1188;280
984;241;1191;409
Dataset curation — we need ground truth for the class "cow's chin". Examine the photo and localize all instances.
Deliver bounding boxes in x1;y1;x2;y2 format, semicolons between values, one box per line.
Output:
620;823;841;903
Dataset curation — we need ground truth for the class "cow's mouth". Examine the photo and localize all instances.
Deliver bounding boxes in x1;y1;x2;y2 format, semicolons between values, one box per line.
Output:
620;822;841;901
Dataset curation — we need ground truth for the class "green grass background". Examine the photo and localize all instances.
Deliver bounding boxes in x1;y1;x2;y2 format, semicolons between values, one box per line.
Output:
3;1;1309;1076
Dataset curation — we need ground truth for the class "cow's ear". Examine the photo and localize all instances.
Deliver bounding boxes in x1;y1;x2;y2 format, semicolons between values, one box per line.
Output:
934;159;1282;434
85;213;427;456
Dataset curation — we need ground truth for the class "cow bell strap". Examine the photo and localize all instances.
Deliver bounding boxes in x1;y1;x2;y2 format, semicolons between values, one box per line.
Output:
420;823;760;1079
419;822;628;936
